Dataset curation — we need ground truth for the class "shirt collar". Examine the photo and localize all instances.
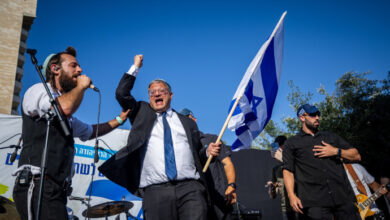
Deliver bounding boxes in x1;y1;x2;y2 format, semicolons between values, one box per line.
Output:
299;129;307;137
299;128;320;137
158;108;173;117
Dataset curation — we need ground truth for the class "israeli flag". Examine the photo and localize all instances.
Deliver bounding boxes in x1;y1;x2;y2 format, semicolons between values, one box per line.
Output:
228;12;286;150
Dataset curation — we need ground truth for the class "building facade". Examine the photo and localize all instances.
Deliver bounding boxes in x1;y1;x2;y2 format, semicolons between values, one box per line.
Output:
0;0;37;115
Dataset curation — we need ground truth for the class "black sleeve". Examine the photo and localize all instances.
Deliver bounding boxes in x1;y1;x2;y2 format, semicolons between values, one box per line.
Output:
115;74;140;124
282;139;295;173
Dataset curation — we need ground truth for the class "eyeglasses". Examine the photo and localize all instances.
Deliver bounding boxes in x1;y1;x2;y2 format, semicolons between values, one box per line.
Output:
148;88;169;97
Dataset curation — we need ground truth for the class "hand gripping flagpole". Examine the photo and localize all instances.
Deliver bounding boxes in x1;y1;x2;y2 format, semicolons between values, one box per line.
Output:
202;89;245;173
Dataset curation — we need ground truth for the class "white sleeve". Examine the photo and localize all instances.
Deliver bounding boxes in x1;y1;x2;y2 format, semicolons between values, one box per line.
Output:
126;65;140;76
22;83;58;117
356;164;375;185
71;116;93;141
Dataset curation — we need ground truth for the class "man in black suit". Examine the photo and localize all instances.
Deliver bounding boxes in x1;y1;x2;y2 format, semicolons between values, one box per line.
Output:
99;55;221;220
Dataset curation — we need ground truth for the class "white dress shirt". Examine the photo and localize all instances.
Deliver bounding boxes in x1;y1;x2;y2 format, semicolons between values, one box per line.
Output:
22;83;93;141
139;108;200;187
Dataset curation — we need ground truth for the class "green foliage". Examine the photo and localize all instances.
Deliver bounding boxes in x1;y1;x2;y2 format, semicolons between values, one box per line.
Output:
252;71;390;175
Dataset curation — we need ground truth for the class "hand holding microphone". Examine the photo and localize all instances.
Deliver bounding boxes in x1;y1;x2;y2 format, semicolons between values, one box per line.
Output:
77;75;99;92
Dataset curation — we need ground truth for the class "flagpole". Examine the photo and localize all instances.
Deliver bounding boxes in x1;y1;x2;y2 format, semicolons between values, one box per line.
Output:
202;90;244;173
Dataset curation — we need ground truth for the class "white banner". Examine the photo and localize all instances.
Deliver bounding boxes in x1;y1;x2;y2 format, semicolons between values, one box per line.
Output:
0;114;143;219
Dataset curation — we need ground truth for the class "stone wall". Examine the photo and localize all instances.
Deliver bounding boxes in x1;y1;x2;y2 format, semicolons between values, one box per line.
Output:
0;0;37;115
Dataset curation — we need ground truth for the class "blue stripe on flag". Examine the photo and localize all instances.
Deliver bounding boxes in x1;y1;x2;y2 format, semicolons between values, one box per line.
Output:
260;38;278;126
235;125;248;136
245;80;254;104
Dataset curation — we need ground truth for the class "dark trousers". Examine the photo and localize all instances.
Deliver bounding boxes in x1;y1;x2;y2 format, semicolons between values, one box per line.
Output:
142;180;208;220
13;178;68;220
298;202;361;220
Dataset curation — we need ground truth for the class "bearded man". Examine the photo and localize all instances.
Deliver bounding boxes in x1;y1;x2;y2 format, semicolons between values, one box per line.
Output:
13;46;129;220
282;104;361;220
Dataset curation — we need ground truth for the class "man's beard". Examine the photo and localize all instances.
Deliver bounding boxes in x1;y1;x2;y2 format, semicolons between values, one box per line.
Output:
59;72;77;92
305;120;319;133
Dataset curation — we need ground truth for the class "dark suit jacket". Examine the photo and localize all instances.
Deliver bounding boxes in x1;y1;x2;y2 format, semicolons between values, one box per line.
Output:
98;74;207;196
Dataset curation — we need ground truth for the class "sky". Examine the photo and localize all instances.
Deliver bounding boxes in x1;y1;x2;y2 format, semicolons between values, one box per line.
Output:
21;0;390;146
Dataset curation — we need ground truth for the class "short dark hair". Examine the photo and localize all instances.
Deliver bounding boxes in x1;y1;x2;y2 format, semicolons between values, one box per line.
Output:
45;46;77;89
274;136;287;147
148;79;172;93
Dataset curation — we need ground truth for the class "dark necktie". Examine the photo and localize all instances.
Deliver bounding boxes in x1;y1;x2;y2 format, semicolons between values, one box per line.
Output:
162;112;177;180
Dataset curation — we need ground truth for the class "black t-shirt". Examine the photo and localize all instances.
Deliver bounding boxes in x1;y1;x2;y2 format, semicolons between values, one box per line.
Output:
282;130;356;207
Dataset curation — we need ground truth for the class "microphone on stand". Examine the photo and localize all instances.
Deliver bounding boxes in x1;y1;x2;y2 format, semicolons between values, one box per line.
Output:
10;137;23;163
94;139;99;163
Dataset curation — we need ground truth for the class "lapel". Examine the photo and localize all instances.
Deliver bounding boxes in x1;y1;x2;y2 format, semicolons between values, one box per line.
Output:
177;111;194;150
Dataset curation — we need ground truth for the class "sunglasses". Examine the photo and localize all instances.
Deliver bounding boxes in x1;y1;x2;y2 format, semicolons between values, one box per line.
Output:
304;112;320;117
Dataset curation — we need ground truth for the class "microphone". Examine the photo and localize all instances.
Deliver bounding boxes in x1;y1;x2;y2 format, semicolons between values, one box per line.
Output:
10;137;23;163
69;196;91;201
94;139;99;163
89;82;99;92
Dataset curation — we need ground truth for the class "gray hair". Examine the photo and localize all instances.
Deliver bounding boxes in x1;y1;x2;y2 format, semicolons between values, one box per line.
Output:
148;79;172;93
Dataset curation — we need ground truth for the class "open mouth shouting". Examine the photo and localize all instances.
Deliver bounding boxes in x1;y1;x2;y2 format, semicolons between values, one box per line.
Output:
154;98;165;108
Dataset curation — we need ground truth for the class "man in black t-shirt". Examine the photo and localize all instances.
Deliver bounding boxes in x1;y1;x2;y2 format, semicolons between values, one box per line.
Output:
282;104;361;220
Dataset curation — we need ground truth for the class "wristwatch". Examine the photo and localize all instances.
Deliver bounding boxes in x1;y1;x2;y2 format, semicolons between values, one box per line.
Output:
227;183;236;189
337;148;342;158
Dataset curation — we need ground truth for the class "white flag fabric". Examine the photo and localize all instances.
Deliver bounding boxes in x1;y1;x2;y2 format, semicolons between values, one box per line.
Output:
227;12;286;150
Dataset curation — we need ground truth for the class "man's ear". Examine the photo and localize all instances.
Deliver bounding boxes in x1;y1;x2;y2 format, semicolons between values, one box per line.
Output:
50;64;60;75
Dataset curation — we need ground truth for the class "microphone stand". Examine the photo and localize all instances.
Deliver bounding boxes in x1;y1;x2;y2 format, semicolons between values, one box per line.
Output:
26;49;71;220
